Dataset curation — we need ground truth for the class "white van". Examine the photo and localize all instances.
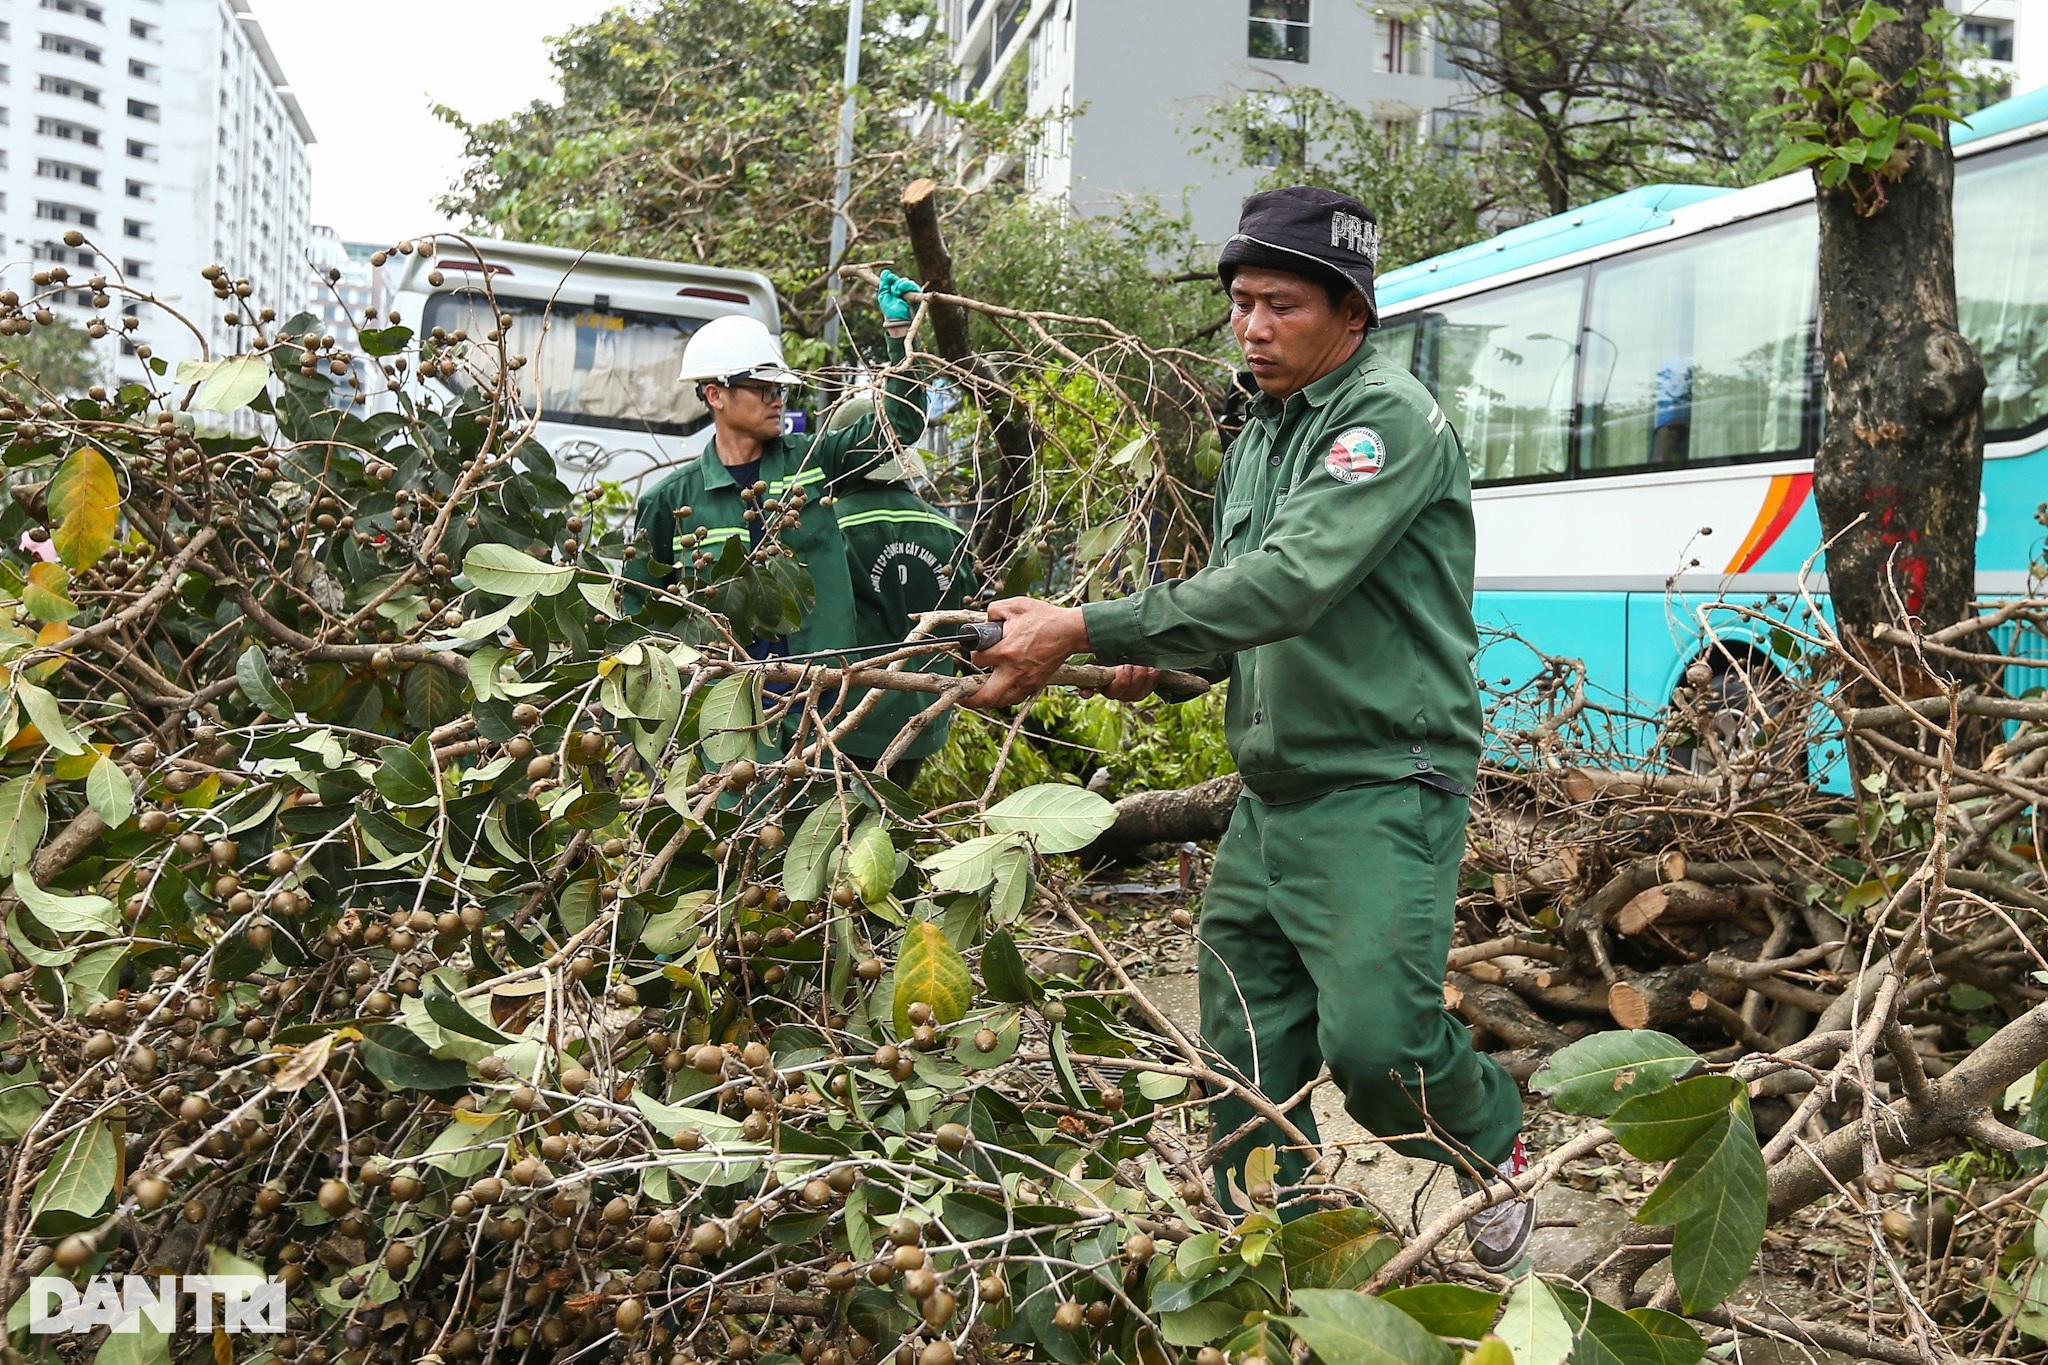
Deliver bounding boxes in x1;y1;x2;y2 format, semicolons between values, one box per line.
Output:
385;238;780;493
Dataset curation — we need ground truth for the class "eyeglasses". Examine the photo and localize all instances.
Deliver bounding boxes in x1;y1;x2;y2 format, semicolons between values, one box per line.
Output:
719;378;785;402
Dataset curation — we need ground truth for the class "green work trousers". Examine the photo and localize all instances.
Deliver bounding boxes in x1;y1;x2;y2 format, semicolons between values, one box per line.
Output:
1196;779;1524;1199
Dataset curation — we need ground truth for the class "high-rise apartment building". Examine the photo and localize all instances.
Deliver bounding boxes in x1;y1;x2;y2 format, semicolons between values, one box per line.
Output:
931;0;1469;248
0;0;314;384
937;1;2047;253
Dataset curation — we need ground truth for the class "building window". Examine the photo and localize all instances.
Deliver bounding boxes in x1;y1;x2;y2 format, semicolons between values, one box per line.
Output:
40;34;103;63
122;258;146;279
125;98;157;122
122;218;147;240
36;116;98;145
1374;15;1417;74
124;178;149;200
36;158;97;187
1962;19;2015;62
125;138;155;161
39;75;101;103
39;1;104;22
129;20;156;42
127;59;155;81
1249;2;1311;62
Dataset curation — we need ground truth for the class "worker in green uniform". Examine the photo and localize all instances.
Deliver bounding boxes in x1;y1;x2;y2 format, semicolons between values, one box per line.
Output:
968;188;1535;1268
621;272;928;673
821;399;980;788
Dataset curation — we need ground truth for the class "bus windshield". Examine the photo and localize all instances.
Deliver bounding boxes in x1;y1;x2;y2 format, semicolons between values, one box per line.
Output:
423;290;709;437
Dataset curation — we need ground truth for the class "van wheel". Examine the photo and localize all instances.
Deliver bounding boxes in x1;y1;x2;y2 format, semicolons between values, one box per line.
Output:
1669;658;1807;781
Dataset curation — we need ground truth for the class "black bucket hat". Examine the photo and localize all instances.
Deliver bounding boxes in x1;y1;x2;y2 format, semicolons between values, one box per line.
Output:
1217;185;1381;326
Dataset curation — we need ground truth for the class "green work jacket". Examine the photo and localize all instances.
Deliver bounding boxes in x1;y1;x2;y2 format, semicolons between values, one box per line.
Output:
1082;339;1482;805
833;483;979;761
622;337;924;654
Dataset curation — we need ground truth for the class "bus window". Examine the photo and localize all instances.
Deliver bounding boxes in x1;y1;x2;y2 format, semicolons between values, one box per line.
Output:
1419;272;1584;483
1373;319;1418;372
1957;143;2048;438
424;291;710;437
1580;210;1816;472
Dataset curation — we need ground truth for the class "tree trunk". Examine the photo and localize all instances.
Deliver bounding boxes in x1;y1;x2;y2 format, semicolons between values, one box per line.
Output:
899;178;1041;570
1081;773;1242;861
1808;1;1985;641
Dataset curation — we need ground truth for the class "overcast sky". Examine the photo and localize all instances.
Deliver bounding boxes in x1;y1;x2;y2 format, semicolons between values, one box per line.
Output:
242;0;618;245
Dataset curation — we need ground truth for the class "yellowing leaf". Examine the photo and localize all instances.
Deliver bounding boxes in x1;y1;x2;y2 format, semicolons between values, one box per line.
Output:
47;448;120;572
22;562;77;624
891;921;972;1036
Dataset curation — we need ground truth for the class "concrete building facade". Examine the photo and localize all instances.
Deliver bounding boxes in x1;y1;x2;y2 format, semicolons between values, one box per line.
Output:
0;0;314;384
937;0;2048;253
934;0;1469;248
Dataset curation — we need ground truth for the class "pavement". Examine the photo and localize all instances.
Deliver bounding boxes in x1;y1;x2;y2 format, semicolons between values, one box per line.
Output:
1133;952;1860;1364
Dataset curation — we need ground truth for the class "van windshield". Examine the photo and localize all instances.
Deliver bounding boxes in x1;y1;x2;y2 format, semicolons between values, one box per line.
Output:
423;290;710;437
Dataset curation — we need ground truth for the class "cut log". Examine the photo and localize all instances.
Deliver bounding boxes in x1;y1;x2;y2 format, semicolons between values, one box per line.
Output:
1491;848;1579;902
1081;773;1241;860
1447;972;1570;1051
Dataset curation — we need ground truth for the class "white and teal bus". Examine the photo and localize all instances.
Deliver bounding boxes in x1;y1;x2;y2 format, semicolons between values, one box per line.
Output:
1372;85;2048;777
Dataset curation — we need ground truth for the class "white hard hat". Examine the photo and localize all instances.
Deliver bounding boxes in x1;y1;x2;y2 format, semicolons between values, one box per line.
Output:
678;315;798;385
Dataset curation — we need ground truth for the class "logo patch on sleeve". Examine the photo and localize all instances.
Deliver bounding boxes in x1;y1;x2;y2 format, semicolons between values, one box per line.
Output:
1325;426;1387;484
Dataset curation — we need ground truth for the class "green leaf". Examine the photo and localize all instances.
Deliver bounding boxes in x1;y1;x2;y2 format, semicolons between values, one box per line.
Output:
188;355;271;412
1609;1075;1746;1160
0;777;48;880
989;842;1033;923
16;679;85;755
923;831;1025;893
1278;1208;1396;1291
371;740;437;806
423;985;515;1045
698;674;761;765
1280;1288;1455;1365
1530;1030;1698;1116
1159;1301;1248;1346
404;663;465;730
1548;1286;1666;1365
13;871;117;936
236;645;296;718
847;821;895;905
31;1118;117;1235
892;921;973;1034
83;756;133;829
984;783;1116;853
1758;140;1832;178
1625;1308;1707;1365
1634;1110;1767;1312
358;325;414;358
1379;1283;1500;1341
63;943;125;1015
784;800;849;901
417;1113;507;1179
462;543;575;598
563;791;620;830
46;447;120;572
980;928;1040;1003
1493;1274;1574;1365
357;1024;469;1091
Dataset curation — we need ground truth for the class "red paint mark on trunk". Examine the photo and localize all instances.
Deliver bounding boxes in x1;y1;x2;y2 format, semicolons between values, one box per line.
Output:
1864;484;1927;616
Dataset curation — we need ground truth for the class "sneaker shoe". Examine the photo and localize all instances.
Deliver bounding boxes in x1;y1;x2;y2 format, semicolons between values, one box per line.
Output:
1457;1135;1536;1271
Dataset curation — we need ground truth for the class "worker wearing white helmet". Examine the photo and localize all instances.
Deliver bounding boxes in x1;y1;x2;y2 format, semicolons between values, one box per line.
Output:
623;273;929;707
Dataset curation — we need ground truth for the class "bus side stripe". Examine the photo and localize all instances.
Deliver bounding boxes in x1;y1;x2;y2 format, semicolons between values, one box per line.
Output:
1724;473;1814;573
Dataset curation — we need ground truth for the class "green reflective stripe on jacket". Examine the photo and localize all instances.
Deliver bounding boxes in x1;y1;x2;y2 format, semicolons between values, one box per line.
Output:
621;336;925;647
834;507;962;533
1082;338;1482;804
833;482;979;761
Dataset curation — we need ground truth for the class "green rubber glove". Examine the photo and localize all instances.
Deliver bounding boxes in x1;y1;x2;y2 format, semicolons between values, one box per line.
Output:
877;269;922;324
